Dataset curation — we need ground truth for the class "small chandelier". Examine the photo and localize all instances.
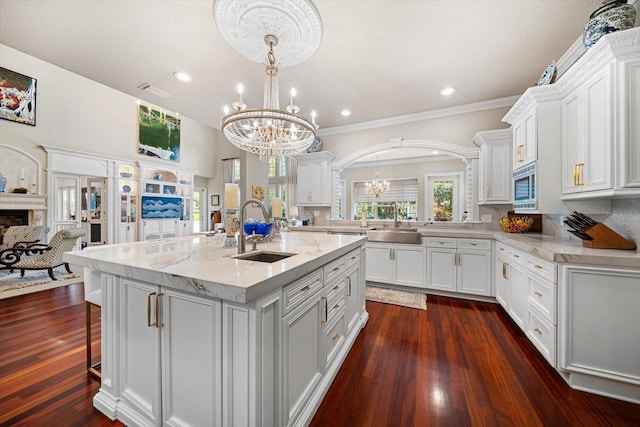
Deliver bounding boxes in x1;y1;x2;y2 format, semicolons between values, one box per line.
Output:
221;35;317;160
365;172;389;198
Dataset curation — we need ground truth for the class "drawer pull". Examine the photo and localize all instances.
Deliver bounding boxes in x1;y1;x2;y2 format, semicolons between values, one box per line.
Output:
300;285;311;292
351;256;357;260
332;267;340;272
534;264;543;269
513;254;520;258
333;285;340;290
534;328;543;335
469;243;477;246
332;333;340;340
534;291;543;297
498;247;504;251
333;303;340;309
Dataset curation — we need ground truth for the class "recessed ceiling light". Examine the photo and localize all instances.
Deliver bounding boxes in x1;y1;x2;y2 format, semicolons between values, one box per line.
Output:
440;87;456;96
340;109;351;117
174;71;193;82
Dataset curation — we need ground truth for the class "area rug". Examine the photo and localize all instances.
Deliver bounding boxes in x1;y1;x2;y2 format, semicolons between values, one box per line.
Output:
366;286;427;310
0;268;83;299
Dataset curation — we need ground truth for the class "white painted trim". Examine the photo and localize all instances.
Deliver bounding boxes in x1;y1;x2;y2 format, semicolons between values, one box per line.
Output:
317;96;519;136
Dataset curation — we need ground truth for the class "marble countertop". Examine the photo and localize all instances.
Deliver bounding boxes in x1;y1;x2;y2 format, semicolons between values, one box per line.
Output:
64;233;367;304
289;226;639;268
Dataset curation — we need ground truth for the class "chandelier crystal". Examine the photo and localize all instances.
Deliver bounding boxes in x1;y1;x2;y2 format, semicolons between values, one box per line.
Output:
221;35;317;160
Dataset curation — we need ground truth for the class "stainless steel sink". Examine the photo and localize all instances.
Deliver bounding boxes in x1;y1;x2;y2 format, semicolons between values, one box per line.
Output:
366;229;422;244
233;251;296;263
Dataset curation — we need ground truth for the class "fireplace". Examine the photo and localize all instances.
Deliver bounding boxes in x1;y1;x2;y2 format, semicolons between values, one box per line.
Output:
0;209;29;244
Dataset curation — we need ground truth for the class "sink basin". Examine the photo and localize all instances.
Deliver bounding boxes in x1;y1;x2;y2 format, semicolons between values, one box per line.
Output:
233;251;296;263
370;227;418;232
367;229;422;244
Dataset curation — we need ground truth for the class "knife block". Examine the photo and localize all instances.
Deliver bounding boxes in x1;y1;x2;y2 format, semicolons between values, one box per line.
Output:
582;223;637;250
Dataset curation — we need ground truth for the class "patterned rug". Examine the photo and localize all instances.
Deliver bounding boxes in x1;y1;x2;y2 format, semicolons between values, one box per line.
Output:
366;286;427;310
0;268;83;299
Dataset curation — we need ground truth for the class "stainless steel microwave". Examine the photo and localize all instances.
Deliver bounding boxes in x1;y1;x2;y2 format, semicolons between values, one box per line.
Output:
513;162;536;210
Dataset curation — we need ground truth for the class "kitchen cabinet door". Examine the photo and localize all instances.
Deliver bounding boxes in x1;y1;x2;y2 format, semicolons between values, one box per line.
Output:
294;152;335;206
457;249;492;296
506;261;528;331
495;254;509;309
393;244;426;288
282;290;324;426
426;247;456;292
344;264;361;335
476;129;512;204
561;67;612;195
365;243;393;283
513;109;537;169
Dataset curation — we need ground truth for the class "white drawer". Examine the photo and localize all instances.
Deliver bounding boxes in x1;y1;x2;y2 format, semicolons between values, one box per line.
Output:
526;274;557;325
324;256;346;283
458;238;491;251
426;237;457;248
507;247;527;266
495;242;510;254
344;248;361;269
326;295;345;325
526;310;557;368
526;255;557;284
324;312;346;366
283;269;323;315
325;277;346;305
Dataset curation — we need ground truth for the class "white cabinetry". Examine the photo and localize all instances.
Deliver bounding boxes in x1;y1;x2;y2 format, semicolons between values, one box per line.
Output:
494;242;530;331
293;151;335;206
561;66;612;195
117;163;139;243
474;129;512;204
365;241;426;288
559;264;640;404
426;237;493;296
559;29;640;199
142;218;179;240
111;278;222;427
512;108;538;168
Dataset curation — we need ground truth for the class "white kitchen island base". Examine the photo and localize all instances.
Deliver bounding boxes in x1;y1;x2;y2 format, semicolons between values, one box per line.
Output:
65;233;368;427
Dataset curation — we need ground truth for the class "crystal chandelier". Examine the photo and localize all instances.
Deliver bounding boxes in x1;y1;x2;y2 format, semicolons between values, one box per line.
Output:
221;35;317;160
365;172;389;198
365;155;389;197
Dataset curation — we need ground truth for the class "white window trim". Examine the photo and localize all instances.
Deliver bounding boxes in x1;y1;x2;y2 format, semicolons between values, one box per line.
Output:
425;171;464;223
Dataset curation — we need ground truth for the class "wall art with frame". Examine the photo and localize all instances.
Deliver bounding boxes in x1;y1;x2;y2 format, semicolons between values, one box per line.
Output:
0;67;37;126
138;103;181;162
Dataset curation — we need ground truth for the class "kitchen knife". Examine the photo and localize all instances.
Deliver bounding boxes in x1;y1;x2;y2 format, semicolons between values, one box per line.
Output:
573;212;598;227
567;229;593;240
564;218;586;231
569;214;593;231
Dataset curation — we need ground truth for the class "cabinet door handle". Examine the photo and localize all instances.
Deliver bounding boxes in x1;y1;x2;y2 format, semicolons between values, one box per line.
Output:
534;291;543;297
147;292;157;327
573;164;578;186
534;328;542;335
347;276;352;297
156;293;164;329
503;262;509;280
576;163;584;186
321;296;328;324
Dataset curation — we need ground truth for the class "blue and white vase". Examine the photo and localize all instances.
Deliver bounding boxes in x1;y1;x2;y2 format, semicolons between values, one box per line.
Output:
583;0;637;49
0;172;6;193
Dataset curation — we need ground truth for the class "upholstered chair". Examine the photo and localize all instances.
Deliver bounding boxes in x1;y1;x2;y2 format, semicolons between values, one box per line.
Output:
10;228;86;280
0;225;50;251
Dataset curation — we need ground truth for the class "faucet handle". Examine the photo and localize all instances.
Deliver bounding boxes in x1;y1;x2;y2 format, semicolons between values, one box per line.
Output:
246;233;263;250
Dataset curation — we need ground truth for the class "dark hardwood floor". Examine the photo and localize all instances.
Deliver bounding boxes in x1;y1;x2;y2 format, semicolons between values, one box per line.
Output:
1;284;638;426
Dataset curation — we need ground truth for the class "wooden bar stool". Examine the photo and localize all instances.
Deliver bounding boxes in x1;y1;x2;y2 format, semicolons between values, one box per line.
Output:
84;268;102;379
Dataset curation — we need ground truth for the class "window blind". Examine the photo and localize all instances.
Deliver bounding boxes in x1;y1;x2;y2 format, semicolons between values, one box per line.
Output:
354;178;418;203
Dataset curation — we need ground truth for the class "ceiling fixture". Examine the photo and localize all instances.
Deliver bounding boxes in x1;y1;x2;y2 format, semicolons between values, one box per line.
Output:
173;71;192;82
221;35;317;159
365;156;389;198
214;0;323;160
340;109;351;117
440;87;456;96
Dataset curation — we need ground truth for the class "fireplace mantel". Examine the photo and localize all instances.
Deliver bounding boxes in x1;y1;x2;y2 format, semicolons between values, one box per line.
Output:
0;194;47;211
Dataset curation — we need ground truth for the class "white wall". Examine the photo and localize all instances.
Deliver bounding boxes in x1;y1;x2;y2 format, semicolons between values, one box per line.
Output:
0;44;221;178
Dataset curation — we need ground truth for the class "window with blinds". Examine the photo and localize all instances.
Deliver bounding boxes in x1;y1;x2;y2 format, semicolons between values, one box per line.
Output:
354;178;418;203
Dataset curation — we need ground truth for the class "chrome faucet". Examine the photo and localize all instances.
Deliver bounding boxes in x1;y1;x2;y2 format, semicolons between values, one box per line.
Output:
238;198;272;254
391;201;400;227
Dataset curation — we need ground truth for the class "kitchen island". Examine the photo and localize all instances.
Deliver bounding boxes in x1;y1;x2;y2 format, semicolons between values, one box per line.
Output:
64;232;368;427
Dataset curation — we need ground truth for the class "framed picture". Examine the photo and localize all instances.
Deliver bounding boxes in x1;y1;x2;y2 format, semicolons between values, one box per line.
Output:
138;103;181;162
211;194;220;206
0;67;37;126
252;185;264;200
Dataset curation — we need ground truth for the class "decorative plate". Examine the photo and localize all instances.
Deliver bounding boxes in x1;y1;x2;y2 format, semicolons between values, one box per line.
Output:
537;60;557;86
306;136;322;153
122;185;131;193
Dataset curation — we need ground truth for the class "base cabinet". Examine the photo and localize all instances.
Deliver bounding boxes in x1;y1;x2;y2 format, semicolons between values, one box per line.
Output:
559;264;640;404
142;218;179;240
365;241;426;288
426;238;492;296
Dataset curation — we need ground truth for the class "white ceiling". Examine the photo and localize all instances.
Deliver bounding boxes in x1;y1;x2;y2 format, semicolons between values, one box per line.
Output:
0;0;608;132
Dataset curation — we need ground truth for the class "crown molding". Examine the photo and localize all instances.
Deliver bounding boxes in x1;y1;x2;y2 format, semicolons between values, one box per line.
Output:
317;96;519;137
472;128;512;147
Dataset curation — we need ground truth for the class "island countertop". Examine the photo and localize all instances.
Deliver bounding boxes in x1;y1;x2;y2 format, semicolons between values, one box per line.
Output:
63;232;367;304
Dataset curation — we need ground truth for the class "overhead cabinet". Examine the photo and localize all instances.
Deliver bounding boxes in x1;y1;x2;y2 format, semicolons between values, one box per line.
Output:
474;129;512;204
559;28;640;199
293;151;335;207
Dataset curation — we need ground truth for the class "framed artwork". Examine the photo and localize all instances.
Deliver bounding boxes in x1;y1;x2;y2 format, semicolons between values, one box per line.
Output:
138;104;181;162
211;194;220;206
252;185;264;200
141;195;183;219
0;67;37;126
